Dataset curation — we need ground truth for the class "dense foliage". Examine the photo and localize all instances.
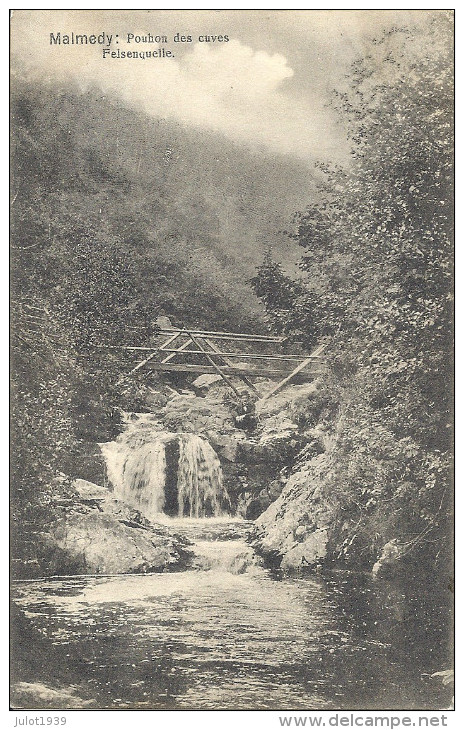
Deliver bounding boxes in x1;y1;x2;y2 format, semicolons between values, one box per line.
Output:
250;252;319;347
252;15;453;573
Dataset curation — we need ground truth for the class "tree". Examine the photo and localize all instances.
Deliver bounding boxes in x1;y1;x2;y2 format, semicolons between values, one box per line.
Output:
250;251;320;347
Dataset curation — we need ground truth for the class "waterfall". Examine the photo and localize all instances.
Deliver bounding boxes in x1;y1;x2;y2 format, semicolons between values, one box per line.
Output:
101;427;230;521
177;435;226;518
109;440;168;522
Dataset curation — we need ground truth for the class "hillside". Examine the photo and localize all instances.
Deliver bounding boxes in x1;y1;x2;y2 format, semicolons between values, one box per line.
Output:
11;77;315;334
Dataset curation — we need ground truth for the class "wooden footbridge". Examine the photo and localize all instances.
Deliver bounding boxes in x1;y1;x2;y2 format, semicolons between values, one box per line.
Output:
98;327;326;401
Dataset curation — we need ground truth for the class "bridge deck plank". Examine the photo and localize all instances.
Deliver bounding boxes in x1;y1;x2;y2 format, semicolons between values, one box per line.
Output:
144;362;322;379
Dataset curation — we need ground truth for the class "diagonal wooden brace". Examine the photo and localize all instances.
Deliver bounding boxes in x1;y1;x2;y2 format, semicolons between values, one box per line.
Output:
185;330;242;399
259;344;326;403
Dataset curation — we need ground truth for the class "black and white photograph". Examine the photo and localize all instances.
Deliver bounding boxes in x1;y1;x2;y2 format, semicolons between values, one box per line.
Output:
10;8;454;714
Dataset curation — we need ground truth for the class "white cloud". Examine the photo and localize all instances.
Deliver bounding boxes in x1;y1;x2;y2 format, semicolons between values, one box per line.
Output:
12;13;346;159
81;40;342;160
11;9;436;161
10;12;353;161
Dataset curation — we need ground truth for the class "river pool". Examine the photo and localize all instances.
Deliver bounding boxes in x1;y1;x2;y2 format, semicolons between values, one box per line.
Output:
10;519;452;710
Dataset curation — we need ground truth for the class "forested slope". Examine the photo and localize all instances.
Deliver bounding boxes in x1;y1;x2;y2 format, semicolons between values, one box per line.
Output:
11;77;312;332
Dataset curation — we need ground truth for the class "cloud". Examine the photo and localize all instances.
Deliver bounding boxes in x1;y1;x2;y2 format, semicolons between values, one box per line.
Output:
13;33;344;162
11;8;350;162
20;10;427;161
110;40;324;159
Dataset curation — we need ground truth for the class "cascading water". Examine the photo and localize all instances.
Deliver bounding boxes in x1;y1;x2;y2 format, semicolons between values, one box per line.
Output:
104;438;169;521
177;434;226;518
101;423;230;521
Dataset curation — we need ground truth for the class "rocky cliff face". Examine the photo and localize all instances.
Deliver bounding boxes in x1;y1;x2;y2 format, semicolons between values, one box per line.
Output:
157;378;324;520
253;453;333;570
249;382;338;571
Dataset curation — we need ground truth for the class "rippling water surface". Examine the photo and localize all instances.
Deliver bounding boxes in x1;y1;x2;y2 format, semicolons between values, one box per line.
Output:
11;520;452;710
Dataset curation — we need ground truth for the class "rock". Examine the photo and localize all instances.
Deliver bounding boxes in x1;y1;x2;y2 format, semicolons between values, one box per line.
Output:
73;478;110;502
244;479;286;520
155;315;173;328
211;434;247;462
50;508;191;574
246;493;272;520
280;529;328;571
161;392;235;434
11;682;95;709
253;453;333;570
259;415;299;446
145;389;169;408
100;495;152;526
42;491;192;576
269;478;285;501
372;539;402;579
256;381;320;418
192;374;223;389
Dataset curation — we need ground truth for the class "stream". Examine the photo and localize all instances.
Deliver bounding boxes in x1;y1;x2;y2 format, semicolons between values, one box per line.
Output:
11;518;451;710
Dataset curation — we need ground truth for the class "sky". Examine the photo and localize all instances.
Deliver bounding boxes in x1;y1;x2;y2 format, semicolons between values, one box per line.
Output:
10;9;437;163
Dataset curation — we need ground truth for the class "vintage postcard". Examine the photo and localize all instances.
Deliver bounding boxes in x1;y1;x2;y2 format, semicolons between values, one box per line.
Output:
10;9;454;714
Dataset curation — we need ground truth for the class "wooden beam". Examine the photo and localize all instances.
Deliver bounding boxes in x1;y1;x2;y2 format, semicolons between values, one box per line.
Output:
89;330;287;351
119;333;189;382
90;343;322;361
185;330;242;399
259;344;326;403
125;351;158;377
119;332;183;381
116;349;159;385
203;337;260;395
156;348;318;362
115;333;183;384
144;363;322;379
161;337;196;364
157;328;284;343
92;345;168;351
157;331;183;351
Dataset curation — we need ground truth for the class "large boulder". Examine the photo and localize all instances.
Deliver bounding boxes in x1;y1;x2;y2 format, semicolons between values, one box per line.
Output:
41;488;192;576
50;509;190;574
253;452;333;571
192;374;223;389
